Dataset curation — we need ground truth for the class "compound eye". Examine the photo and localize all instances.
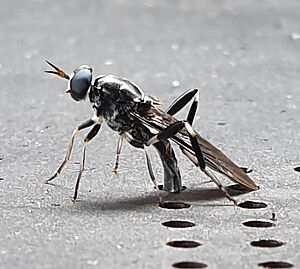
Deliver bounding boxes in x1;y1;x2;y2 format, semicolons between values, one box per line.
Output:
69;66;92;101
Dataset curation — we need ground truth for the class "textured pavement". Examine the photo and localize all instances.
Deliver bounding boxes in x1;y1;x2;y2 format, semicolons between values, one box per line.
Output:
0;1;300;268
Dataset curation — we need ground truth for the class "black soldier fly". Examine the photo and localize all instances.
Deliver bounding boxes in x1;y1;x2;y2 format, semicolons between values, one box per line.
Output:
44;60;258;205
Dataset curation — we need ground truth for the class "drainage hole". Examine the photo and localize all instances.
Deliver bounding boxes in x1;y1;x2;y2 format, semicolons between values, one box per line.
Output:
258;261;293;268
157;185;163;190
242;220;275;228
251;239;285;248
167;240;201;248
271;213;277;221
238;200;267;209
159;202;191;209
172;261;207;268
240;167;253;173
294;166;300;172
156;185;187;191
162;220;195;228
227;184;255;192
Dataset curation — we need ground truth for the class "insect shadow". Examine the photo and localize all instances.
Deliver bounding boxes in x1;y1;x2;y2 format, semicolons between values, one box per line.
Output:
74;185;252;211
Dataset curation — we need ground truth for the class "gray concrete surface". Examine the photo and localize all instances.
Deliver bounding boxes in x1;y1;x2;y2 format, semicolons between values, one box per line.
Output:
0;1;300;268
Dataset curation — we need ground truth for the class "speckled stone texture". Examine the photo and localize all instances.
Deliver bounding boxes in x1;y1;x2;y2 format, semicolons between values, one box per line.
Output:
0;1;299;268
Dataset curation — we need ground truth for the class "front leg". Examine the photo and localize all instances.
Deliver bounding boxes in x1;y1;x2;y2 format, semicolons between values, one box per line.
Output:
72;123;102;202
45;114;102;184
45;118;95;184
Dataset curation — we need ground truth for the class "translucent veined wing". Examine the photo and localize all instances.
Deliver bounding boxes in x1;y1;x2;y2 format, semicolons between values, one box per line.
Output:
131;105;257;190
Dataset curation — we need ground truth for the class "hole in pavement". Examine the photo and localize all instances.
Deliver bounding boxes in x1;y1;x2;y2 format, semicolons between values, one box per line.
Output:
159;202;191;209
172;261;207;268
157;185;187;191
271;213;277;221
258;261;293;268
243;220;275;228
227;184;255;192
217;121;226;126
167;240;201;248
238;201;267;209
162;220;195;228
240;167;253;173
294;166;300;172
251;239;285;248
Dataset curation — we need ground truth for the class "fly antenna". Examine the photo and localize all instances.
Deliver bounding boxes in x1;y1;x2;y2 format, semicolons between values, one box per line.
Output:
45;60;70;80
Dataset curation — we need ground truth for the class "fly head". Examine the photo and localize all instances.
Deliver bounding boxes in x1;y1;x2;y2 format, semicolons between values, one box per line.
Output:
45;60;93;101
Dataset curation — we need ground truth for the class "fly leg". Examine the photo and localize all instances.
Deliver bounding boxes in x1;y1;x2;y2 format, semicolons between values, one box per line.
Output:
72;123;101;202
184;123;237;205
144;147;164;205
123;131;164;204
112;136;124;173
147;121;237;205
166;88;199;124
153;141;182;193
45;118;96;184
152;88;199;193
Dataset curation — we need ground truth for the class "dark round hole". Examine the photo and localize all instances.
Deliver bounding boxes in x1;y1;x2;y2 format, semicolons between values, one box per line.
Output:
227;184;253;192
162;220;195;228
217;121;226;126
258;261;293;268
159;202;191;209
158;184;163;190
243;220;275;228
167;240;201;248
172;261;207;268
271;213;277;221
238;200;267;209
251;240;285;248
294;166;300;172
157;185;187;191
240;167;253;173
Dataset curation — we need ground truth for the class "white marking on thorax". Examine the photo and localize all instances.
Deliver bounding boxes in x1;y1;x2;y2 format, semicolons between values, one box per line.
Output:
97;75;144;101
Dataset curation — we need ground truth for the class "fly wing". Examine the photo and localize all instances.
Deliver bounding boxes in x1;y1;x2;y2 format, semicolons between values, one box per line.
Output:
131;106;257;190
174;132;258;190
